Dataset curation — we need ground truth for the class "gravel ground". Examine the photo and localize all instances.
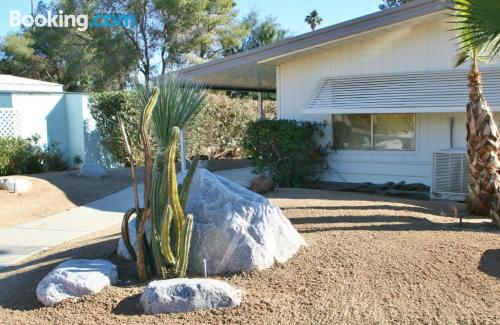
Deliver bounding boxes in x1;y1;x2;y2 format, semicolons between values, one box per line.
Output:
0;168;144;229
0;188;498;324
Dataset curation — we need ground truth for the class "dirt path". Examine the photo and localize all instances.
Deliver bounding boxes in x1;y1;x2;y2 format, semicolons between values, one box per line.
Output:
0;168;143;229
0;189;498;324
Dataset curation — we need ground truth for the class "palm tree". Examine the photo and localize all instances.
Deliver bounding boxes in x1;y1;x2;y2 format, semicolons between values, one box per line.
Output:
305;10;323;31
451;0;500;227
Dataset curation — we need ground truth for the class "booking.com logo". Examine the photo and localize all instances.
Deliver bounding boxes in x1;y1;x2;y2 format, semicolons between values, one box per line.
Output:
9;10;136;31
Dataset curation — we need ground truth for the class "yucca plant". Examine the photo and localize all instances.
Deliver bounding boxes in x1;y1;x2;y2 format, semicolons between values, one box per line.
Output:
450;0;500;227
119;74;207;280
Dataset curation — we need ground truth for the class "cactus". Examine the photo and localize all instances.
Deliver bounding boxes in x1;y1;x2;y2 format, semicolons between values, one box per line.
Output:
120;75;206;281
148;127;197;278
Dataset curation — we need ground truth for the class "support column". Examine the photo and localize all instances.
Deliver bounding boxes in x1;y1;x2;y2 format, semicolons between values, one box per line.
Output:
258;92;264;119
180;128;187;172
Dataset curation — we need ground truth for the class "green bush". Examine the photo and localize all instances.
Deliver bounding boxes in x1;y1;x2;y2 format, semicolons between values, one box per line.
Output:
185;92;276;159
242;119;329;187
0;135;68;176
44;141;69;171
90;91;277;164
89;91;142;166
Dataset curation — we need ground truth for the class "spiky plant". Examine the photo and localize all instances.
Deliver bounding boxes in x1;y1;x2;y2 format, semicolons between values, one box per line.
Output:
450;0;500;227
120;74;207;280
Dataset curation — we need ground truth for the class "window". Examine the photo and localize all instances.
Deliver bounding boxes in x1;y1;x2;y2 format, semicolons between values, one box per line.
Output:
333;113;415;150
0;94;12;108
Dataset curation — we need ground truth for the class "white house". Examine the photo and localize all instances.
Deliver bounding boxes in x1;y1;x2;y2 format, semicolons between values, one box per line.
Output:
0;75;113;166
178;0;500;198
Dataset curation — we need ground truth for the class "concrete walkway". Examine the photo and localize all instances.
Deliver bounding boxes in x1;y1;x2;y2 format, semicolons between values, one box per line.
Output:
0;167;255;270
0;184;144;270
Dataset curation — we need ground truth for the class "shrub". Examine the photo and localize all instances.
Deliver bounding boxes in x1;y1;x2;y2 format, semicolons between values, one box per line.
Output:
89;91;142;166
242;119;329;187
44;141;69;171
185;92;277;159
90;91;277;164
0;135;68;176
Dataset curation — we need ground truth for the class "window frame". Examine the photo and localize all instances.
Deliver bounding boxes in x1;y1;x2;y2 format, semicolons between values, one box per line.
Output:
332;113;417;152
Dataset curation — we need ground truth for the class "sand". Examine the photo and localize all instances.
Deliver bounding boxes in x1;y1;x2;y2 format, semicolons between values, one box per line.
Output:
0;188;498;324
0;168;143;229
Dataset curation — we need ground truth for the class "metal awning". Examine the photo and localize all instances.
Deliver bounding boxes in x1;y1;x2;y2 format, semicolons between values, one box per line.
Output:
180;62;275;92
302;68;500;114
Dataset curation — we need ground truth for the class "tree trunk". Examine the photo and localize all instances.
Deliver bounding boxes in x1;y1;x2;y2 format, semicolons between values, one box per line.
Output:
466;62;500;227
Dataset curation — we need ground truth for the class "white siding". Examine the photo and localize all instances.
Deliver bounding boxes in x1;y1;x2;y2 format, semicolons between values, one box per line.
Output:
276;17;500;185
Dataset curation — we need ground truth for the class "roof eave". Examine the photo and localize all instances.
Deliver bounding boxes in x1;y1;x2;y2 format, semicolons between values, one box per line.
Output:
177;0;446;78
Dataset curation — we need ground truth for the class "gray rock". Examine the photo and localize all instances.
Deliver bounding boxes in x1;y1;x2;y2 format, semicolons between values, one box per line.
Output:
36;259;118;306
0;178;32;193
117;217;152;260
118;169;306;275
184;168;306;275
140;278;243;314
79;162;107;178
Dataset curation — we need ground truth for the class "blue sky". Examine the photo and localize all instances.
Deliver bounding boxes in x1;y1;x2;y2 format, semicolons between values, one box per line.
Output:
0;0;382;37
235;0;381;35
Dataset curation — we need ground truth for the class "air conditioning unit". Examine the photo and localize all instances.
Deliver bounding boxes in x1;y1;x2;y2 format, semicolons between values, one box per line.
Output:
432;149;468;201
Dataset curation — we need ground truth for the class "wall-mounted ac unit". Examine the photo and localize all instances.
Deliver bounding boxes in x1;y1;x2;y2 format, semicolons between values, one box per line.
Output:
432;149;468;201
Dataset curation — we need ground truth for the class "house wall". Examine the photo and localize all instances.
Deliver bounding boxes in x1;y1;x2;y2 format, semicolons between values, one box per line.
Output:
276;17;500;186
0;91;116;167
13;93;69;152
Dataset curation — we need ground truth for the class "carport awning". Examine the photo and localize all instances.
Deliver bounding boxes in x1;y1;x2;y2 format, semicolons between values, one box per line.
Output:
302;68;500;114
179;62;275;92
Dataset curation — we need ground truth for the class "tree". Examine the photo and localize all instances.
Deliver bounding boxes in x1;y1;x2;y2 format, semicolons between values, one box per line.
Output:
102;0;248;81
232;11;288;53
451;0;500;227
305;9;323;31
379;0;414;10
0;0;137;91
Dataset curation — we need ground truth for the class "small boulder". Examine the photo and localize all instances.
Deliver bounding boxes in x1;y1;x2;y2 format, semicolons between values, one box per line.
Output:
36;259;118;306
250;175;275;194
140;278;243;314
117;217;152;260
0;178;32;193
79;162;107;178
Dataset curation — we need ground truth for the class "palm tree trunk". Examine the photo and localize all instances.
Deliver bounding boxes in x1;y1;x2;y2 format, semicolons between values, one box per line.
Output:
466;62;500;227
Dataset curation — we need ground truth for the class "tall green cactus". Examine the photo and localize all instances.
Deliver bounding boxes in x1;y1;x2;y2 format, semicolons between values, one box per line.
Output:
121;74;206;281
148;127;198;278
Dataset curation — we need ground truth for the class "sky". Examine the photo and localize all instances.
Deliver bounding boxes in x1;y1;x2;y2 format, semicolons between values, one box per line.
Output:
0;0;383;37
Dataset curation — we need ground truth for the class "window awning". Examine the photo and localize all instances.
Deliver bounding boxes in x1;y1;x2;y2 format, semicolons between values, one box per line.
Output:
302;68;500;114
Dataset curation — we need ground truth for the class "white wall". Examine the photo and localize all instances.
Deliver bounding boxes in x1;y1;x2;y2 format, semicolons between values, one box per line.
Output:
65;93;86;161
276;16;500;185
13;93;68;152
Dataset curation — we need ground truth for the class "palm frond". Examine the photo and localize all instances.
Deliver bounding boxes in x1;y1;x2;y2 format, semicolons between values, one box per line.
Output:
448;0;500;65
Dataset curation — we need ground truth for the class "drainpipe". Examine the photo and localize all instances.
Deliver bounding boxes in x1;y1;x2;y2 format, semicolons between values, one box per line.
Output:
258;92;264;119
450;117;454;148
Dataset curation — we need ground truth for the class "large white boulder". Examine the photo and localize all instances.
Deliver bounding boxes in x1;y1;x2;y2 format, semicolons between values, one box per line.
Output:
0;178;32;193
79;162;107;178
36;259;118;306
140;278;243;314
118;169;306;275
185;168;306;275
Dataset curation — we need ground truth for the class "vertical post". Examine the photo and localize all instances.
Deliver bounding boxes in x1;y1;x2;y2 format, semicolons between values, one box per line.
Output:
180;128;187;172
258;92;264;119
